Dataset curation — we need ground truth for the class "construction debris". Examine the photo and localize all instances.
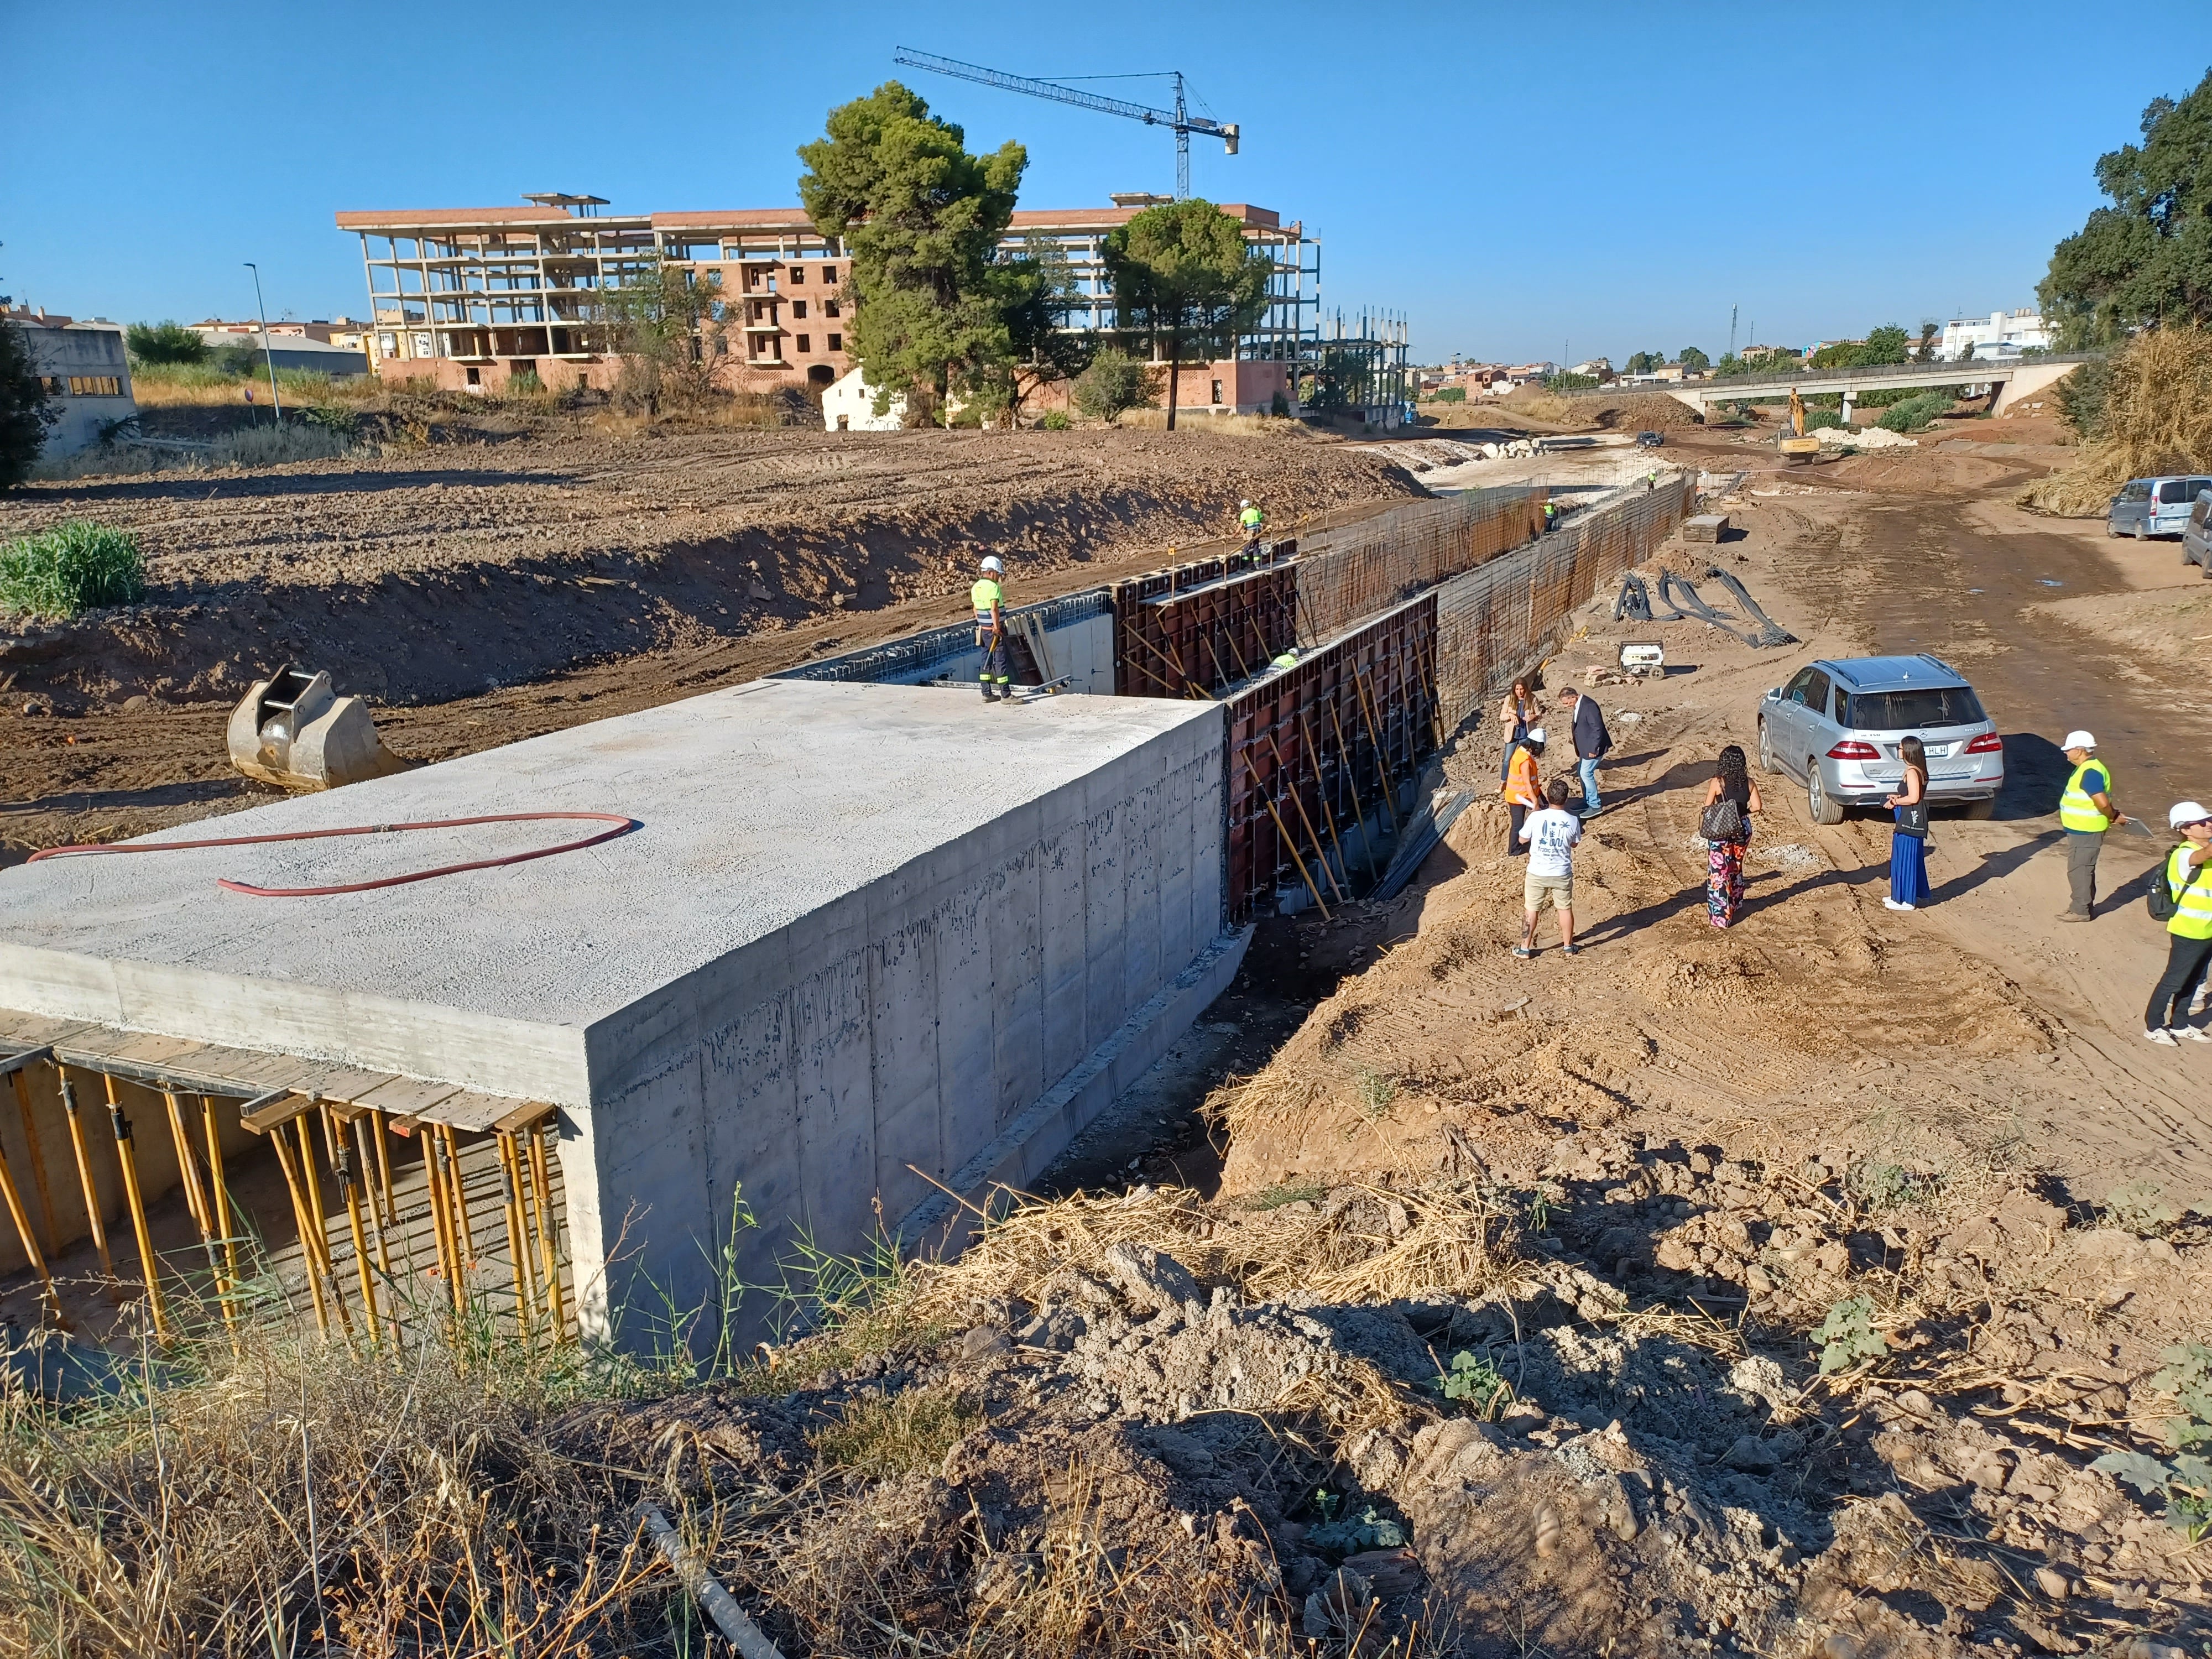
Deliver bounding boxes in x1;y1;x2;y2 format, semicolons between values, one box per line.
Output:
1680;513;1730;544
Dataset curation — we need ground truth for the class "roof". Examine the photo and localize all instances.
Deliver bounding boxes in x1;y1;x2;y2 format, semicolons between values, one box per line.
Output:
1820;655;1968;691
651;208;819;232
334;206;644;229
1011;202;1281;231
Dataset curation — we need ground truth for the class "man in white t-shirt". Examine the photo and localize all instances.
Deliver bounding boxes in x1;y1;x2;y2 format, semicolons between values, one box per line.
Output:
1515;777;1583;958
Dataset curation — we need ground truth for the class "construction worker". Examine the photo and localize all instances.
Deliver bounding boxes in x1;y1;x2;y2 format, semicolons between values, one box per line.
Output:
972;553;1009;703
1542;501;1558;533
2057;729;2126;920
1238;498;1265;557
1504;726;1545;857
2145;801;2212;1045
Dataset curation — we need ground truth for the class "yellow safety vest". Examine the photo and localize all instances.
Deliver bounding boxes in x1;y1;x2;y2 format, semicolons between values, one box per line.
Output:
2058;759;2112;833
2168;844;2212;940
971;577;1003;624
1240;507;1264;531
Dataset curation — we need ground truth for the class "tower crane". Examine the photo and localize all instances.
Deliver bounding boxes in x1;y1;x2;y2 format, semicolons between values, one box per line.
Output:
891;48;1237;201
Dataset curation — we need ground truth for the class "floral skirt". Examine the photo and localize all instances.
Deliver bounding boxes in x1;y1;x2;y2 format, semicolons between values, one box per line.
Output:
1707;838;1746;928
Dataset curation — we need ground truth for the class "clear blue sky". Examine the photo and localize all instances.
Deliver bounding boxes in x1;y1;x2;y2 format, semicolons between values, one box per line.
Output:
3;1;2200;364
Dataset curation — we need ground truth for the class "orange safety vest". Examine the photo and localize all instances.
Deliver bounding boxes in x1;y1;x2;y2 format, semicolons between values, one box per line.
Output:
1504;745;1540;807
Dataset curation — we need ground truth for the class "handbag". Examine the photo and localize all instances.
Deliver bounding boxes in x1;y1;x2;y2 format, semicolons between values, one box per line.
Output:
1699;799;1745;842
2149;847;2209;922
1895;803;1929;839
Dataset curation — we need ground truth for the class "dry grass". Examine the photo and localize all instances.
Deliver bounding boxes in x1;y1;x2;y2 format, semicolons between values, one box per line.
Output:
2019;327;2212;515
1498;387;1581;424
810;1385;982;1480
128;366;383;409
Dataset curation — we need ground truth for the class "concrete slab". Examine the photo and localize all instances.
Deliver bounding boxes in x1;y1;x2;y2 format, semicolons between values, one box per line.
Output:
0;679;1232;1345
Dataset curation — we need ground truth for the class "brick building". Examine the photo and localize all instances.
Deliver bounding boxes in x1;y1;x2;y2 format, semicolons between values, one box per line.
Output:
336;193;1317;414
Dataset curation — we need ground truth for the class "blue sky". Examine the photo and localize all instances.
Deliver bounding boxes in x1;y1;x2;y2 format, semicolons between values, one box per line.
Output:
2;1;2200;364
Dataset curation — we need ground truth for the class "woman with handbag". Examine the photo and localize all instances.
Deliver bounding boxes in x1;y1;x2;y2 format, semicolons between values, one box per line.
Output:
1499;679;1543;782
1699;744;1760;928
1884;736;1931;912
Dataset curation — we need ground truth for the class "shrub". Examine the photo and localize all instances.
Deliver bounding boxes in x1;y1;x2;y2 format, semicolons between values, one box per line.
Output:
1039;408;1071;430
0;520;147;617
507;367;544;395
1803;409;1852;432
1270;388;1291;417
124;320;208;366
1071;347;1162;422
0;314;54;491
1426;387;1467;403
1877;392;1952;432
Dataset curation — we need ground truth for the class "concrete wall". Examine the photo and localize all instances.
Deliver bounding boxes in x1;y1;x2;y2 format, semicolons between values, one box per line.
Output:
566;701;1227;1346
776;590;1118;696
18;321;137;459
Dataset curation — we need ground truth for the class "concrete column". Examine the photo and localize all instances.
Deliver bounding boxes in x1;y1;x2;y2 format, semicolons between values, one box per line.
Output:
1840;388;1854;425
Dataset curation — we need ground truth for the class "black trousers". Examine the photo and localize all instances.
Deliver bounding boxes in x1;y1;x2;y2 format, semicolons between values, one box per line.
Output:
1507;801;1528;855
2147;934;2212;1031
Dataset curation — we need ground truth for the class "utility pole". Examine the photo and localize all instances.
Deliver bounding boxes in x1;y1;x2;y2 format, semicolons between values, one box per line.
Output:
1729;305;1738;359
245;262;283;426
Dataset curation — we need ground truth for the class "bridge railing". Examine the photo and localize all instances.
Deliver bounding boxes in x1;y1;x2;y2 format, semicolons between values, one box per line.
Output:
1559;349;2103;398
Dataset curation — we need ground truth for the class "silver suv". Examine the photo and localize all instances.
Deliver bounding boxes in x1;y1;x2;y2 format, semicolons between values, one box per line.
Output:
1757;655;2002;825
2183;488;2212;576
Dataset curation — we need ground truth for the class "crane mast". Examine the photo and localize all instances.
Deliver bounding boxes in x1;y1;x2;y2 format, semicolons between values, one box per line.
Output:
892;48;1238;200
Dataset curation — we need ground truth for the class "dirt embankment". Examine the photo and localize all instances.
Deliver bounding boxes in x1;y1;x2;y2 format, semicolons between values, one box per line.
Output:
0;427;1421;711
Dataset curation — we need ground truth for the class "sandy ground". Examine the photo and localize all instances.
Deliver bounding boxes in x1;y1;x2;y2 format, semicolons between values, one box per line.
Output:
0;427;1421;862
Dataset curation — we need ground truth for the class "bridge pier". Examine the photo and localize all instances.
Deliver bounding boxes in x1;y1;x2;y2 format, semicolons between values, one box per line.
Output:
1840;388;1854;425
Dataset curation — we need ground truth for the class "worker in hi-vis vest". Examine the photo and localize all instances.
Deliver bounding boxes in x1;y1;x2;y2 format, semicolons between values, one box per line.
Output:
2145;800;2212;1045
1238;498;1265;550
972;554;1009;703
2057;728;2127;921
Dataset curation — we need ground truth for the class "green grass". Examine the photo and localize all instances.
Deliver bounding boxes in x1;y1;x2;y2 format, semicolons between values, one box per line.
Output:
0;520;147;618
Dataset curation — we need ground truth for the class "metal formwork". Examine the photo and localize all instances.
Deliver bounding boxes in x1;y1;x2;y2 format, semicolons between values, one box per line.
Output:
1223;596;1438;924
1127;565;1300;698
1295;486;1548;642
1107;541;1297;696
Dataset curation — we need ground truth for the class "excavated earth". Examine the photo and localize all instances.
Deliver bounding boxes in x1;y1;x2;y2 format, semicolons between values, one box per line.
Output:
0;425;1418;859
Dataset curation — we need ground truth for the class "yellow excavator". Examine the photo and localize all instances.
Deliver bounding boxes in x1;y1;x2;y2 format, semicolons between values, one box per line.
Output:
1777;387;1820;463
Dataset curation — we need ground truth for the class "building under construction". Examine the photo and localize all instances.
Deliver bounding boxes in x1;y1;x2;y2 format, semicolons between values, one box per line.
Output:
335;193;1365;415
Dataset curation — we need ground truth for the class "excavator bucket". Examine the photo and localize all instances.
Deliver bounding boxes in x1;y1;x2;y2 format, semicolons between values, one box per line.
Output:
226;666;408;791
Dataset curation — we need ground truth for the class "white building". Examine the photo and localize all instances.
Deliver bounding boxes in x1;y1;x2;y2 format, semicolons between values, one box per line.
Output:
822;366;905;431
4;307;137;458
1940;309;2052;362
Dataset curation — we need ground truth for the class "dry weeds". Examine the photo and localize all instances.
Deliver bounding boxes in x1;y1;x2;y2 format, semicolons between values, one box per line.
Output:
2020;327;2212;514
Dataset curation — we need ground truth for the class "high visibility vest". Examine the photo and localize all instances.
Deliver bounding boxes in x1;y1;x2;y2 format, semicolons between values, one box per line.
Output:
1239;507;1264;532
971;577;1003;624
2168;844;2212;940
2059;759;2112;832
1504;746;1540;807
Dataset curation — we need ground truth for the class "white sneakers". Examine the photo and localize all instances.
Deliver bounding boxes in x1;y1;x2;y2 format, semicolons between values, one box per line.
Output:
2147;1028;2180;1045
1883;898;1916;912
2147;1026;2212;1046
2180;1026;2212;1045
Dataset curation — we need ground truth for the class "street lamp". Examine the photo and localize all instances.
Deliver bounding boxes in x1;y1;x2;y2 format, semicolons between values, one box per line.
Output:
244;262;283;426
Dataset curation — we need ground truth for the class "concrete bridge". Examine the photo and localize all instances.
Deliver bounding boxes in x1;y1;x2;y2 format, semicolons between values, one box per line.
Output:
1582;351;2100;420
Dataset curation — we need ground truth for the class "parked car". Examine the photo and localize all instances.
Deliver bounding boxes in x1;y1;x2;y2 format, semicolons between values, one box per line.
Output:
2107;475;2212;539
1635;430;1665;448
1757;655;2002;825
2183;488;2212;576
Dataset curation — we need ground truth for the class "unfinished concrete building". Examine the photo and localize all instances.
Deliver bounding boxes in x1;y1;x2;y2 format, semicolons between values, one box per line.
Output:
337;193;1318;412
0;478;1698;1359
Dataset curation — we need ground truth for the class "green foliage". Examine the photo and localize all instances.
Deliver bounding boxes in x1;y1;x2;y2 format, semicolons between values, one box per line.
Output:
124;320;207;366
798;82;1027;421
2091;1344;2212;1540
1436;1350;1513;1417
1803;409;1852;432
1070;347;1160;422
507;368;544;395
1270;388;1291;417
0;520;147;617
2101;1178;2182;1235
2042;70;2212;346
1237;1180;1324;1212
1812;1294;1887;1375
2056;354;2111;438
810;1385;982;1479
1877;393;1953;432
1526;1180;1564;1234
1808;325;1911;370
1103;198;1271;429
1625;350;1664;376
1425;387;1467;403
1915;322;1941;362
1353;1066;1398;1121
1679;346;1711;372
1542;372;1600;392
996;231;1092;414
1304;1490;1408;1558
1038;408;1071;430
591;259;729;411
0;312;55;489
215;340;264;378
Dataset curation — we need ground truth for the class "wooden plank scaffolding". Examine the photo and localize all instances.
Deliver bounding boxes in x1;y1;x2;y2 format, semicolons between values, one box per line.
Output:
0;1010;573;1350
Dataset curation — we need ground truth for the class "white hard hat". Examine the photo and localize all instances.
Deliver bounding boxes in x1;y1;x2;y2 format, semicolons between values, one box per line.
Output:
1240;499;1253;508
1525;726;1547;744
2171;801;2212;829
979;555;1003;573
2062;729;2096;751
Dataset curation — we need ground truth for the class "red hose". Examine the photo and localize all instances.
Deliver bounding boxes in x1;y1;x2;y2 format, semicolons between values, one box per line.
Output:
26;811;641;898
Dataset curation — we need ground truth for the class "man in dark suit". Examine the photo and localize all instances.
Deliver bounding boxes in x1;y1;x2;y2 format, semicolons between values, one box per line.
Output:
1558;685;1611;818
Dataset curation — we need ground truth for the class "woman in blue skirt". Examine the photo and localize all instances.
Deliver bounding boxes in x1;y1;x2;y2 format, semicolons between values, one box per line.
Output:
1884;735;1931;911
